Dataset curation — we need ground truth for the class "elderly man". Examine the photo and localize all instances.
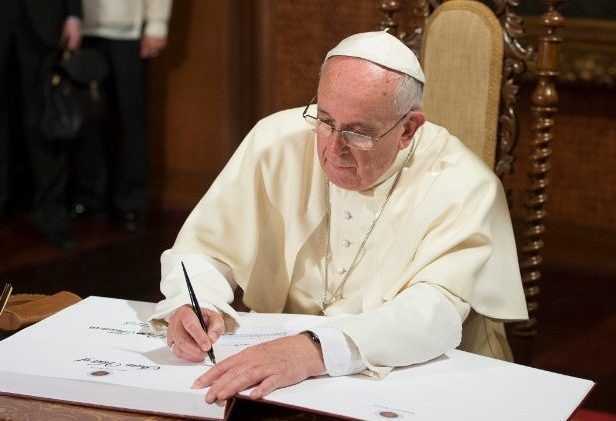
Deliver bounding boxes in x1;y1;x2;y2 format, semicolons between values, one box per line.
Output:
151;31;528;402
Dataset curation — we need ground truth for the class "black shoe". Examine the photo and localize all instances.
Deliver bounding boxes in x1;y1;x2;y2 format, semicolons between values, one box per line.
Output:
121;210;144;233
71;202;108;222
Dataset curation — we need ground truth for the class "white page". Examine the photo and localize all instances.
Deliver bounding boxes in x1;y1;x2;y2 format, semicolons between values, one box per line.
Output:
256;350;594;421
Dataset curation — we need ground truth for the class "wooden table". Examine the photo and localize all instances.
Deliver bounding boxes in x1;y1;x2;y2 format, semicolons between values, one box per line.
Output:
0;394;341;420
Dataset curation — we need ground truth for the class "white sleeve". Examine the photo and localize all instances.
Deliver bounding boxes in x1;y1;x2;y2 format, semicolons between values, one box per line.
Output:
308;326;364;376
150;249;240;323
313;282;470;377
144;0;173;38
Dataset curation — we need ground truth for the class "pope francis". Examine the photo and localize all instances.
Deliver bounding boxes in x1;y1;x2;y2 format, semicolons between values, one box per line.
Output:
150;31;528;402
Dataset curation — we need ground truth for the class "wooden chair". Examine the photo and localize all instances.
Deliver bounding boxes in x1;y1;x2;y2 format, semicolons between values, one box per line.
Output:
376;0;566;364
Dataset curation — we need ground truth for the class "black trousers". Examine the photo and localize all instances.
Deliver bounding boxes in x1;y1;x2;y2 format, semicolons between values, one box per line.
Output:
0;0;70;234
75;37;148;214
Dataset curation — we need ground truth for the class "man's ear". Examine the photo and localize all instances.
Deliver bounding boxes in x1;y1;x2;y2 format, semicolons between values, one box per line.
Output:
398;111;426;150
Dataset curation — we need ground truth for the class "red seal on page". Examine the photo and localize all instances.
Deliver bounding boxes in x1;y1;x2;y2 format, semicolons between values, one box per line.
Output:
89;370;111;376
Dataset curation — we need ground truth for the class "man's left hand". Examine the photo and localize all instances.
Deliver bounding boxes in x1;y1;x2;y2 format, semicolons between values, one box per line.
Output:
192;333;325;402
60;17;82;51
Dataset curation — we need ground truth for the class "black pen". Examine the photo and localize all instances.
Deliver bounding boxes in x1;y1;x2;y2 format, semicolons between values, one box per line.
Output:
181;261;217;364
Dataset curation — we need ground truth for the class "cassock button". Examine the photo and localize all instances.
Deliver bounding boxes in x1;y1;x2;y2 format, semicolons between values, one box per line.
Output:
342;239;351;247
336;266;346;274
344;211;352;220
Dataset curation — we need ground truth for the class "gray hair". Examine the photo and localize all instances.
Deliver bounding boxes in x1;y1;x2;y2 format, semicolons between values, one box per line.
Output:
320;57;424;116
394;74;423;115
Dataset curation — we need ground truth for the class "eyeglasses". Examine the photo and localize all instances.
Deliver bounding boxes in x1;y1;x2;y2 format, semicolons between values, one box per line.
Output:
302;96;409;151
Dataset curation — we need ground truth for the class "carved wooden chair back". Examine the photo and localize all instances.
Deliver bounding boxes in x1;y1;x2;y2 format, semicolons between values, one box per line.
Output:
377;0;565;364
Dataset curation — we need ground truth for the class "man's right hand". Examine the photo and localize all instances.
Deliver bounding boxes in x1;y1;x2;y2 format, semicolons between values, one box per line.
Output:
167;304;225;362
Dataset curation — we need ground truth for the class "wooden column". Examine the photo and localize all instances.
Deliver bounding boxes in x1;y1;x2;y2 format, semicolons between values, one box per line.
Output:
512;0;565;364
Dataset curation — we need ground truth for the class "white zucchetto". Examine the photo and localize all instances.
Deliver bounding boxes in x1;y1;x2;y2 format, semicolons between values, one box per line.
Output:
325;31;425;84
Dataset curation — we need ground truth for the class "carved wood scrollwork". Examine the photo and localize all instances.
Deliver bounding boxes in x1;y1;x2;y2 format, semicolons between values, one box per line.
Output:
377;0;435;56
493;0;534;183
378;1;402;35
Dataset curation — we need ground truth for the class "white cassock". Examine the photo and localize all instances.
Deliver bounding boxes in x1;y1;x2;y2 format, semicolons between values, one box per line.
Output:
151;107;528;378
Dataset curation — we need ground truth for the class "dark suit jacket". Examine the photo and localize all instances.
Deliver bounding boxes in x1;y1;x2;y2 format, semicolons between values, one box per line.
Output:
22;0;82;49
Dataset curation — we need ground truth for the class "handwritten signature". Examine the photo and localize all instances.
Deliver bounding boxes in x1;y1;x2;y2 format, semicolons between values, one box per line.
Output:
74;357;160;371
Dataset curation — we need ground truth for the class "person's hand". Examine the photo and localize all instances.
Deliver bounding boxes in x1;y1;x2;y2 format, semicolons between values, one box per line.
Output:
193;333;325;402
140;36;168;59
60;17;82;51
167;304;225;362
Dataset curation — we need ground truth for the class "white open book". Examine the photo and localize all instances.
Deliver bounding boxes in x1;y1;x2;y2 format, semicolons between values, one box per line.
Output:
0;296;593;420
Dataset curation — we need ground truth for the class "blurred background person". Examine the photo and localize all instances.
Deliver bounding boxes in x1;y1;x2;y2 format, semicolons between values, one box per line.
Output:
0;0;82;249
73;0;173;232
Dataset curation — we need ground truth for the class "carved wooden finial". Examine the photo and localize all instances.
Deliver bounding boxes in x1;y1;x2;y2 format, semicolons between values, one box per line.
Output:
376;0;433;54
541;0;566;34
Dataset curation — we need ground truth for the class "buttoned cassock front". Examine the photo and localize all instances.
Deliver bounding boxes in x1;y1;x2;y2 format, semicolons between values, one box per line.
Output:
152;107;528;376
